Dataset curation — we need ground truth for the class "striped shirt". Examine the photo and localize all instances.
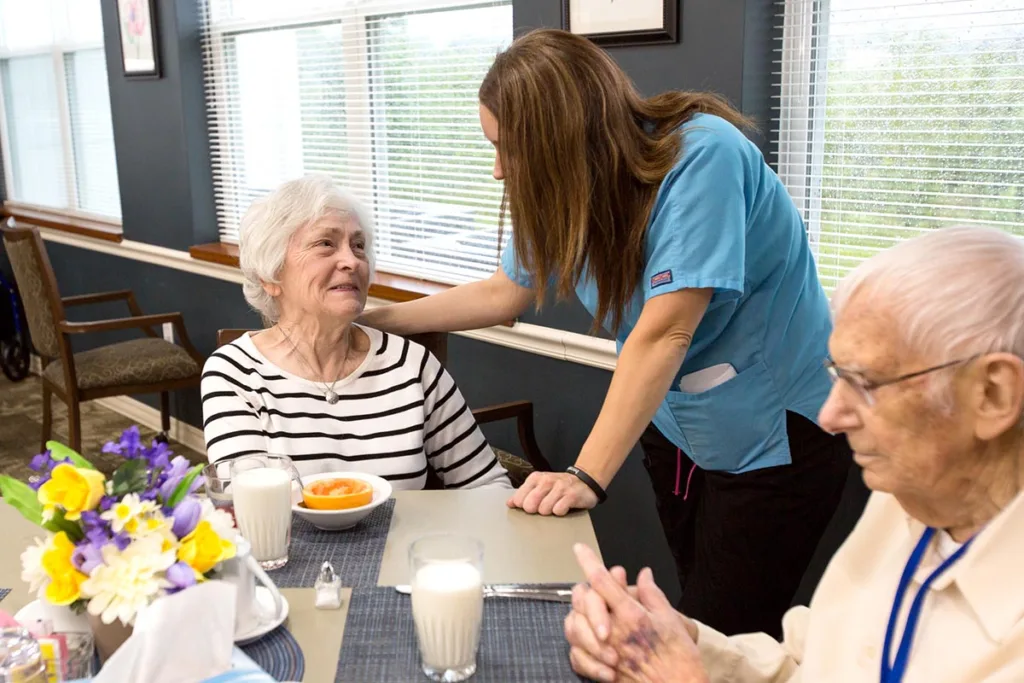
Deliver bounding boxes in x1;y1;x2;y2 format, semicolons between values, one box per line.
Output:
201;326;511;490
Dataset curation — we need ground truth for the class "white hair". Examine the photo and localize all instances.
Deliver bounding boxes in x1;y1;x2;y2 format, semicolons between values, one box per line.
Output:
238;174;376;323
832;226;1024;407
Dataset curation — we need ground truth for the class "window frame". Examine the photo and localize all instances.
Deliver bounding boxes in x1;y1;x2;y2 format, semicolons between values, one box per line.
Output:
0;33;121;227
199;0;509;288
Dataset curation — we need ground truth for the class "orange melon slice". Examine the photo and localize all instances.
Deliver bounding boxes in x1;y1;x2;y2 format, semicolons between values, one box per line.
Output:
301;478;374;510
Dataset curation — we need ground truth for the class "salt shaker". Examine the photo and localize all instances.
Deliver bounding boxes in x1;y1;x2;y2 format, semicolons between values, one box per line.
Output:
314;561;343;609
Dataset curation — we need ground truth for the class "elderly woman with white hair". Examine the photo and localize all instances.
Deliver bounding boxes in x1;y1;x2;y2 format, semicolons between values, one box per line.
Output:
561;225;1024;682
201;174;511;489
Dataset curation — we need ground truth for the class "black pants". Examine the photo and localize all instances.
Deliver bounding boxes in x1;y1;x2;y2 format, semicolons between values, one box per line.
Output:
639;411;862;639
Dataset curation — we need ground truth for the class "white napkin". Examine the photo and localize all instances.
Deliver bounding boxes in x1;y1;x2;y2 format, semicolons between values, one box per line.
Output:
94;581;252;683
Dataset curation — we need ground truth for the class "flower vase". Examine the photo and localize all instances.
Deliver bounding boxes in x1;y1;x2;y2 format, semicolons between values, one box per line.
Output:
88;613;133;663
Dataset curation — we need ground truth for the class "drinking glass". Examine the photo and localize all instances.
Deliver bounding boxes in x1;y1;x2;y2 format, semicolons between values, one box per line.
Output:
230;454;301;570
202;461;234;522
408;534;485;682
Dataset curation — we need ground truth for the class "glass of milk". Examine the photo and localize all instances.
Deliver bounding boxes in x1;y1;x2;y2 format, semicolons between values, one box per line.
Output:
230;454;300;570
409;534;485;682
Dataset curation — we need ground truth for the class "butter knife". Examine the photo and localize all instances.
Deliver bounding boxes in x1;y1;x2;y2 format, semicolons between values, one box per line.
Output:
394;583;574;603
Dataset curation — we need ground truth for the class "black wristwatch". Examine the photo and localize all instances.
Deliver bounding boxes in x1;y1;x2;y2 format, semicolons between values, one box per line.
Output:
566;465;608;504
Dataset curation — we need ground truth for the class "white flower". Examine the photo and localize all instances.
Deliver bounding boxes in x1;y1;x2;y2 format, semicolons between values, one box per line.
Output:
101;494;158;535
20;538;49;599
199;499;236;541
80;535;176;626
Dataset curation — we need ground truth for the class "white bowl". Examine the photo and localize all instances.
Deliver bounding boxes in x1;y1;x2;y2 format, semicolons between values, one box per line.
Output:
292;471;393;531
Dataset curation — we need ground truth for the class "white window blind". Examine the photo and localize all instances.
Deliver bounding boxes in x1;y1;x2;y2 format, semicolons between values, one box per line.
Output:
0;0;121;220
200;0;513;284
775;0;1024;291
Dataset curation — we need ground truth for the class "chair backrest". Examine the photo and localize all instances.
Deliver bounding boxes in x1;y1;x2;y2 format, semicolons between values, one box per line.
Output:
1;224;66;360
217;327;449;365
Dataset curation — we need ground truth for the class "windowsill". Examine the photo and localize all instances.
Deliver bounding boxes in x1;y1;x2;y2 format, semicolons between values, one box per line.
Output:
188;242;453;303
1;202;123;243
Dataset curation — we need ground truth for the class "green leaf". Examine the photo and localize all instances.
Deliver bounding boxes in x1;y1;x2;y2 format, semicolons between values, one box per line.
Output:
46;441;96;470
166;464;205;508
0;475;44;526
111;459;149;497
42;507;84;542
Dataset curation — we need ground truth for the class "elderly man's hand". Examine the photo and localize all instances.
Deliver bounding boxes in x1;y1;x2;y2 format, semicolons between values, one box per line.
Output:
507;472;598;516
565;544;706;683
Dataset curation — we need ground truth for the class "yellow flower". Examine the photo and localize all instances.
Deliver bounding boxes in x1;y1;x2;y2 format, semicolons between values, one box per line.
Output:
102;493;158;535
177;520;235;576
37;464;105;521
40;532;87;606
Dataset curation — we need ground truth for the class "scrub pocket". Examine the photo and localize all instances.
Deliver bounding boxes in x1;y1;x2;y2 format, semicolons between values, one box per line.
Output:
664;357;790;472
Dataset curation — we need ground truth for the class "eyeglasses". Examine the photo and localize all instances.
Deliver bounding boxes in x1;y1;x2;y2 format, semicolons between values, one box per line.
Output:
823;356;978;407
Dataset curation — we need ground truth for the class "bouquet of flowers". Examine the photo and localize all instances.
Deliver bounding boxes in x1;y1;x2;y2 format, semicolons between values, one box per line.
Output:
0;426;237;627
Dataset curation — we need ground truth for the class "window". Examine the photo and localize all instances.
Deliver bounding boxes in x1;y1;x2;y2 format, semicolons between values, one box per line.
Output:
0;0;121;220
200;0;513;284
776;0;1024;291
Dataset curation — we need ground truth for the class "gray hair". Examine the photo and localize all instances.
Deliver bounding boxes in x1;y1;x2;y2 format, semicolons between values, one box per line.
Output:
832;226;1024;408
238;174;376;323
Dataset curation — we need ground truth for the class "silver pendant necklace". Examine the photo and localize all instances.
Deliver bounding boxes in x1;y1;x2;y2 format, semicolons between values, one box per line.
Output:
279;325;351;404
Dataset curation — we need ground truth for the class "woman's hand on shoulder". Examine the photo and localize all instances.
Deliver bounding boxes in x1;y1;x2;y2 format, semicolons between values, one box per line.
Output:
506;471;598;515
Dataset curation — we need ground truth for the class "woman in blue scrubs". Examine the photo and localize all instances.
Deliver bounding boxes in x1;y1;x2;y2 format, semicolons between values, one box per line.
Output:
361;29;862;637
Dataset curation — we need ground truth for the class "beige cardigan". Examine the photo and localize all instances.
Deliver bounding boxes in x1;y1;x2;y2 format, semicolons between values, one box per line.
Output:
695;490;1024;682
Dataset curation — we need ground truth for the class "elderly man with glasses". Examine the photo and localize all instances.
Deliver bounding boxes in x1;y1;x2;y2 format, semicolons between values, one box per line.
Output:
563;225;1024;683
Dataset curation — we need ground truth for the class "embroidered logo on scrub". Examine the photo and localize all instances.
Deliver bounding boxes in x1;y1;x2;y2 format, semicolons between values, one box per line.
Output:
650;270;674;288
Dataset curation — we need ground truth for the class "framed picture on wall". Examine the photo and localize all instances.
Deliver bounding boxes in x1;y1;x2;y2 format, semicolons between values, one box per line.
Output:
116;0;161;78
563;0;679;47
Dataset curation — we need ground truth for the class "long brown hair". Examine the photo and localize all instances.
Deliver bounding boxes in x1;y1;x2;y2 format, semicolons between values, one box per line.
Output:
479;29;752;334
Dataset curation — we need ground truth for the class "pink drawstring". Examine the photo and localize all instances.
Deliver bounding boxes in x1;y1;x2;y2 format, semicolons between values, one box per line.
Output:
674;448;697;500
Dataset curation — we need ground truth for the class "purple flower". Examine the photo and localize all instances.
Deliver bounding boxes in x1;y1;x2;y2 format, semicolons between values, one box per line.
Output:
102;426;143;458
166;562;197;594
112;532;131;551
29;451;55;472
171;498;201;538
158;456;198;502
98;495;116;512
72;542;104;575
28;451;57;490
145;441;172;471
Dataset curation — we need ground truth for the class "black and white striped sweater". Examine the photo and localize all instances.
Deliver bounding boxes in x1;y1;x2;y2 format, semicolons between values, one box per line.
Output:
201;326;511;490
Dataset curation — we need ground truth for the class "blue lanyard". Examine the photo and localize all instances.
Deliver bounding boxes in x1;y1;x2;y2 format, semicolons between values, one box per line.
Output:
880;527;975;683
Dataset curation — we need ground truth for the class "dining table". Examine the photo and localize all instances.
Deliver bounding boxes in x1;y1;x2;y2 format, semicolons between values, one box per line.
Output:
0;488;602;682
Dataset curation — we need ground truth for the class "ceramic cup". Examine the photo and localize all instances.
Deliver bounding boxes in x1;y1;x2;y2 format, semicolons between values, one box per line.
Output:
220;536;286;639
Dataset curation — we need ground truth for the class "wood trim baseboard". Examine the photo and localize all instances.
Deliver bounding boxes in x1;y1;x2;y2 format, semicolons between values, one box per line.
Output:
3;203;123;243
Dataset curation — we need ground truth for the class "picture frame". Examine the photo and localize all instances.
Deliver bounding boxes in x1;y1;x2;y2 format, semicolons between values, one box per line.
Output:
562;0;679;47
115;0;161;79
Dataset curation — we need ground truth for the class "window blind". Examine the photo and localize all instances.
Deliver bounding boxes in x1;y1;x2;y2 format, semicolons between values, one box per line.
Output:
0;0;121;220
775;0;1024;292
200;0;513;285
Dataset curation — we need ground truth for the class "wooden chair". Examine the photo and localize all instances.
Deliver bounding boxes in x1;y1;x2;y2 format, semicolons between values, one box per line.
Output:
215;328;553;486
2;224;204;452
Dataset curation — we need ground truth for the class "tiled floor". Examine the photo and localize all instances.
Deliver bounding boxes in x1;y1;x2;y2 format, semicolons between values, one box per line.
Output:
0;373;204;481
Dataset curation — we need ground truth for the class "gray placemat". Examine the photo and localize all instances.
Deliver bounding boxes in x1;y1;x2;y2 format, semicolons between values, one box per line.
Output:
270;499;395;588
335;587;586;683
0;588;9;603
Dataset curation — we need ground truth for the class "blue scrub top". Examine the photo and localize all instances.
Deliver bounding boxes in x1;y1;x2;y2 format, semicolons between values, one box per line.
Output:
501;113;834;473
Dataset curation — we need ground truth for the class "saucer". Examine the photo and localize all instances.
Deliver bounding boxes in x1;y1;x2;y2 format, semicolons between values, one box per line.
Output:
235;586;290;645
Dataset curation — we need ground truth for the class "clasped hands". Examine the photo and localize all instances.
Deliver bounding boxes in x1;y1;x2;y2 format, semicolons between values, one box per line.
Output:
565;544;709;683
